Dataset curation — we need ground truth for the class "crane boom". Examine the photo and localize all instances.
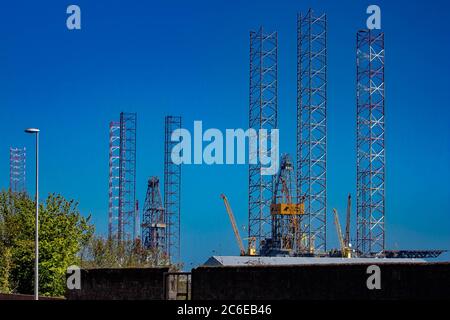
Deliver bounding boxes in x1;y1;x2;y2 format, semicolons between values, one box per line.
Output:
221;194;246;256
345;194;351;247
333;209;346;254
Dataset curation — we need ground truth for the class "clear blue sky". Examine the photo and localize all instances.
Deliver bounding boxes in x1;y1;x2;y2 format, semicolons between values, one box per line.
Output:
1;0;449;267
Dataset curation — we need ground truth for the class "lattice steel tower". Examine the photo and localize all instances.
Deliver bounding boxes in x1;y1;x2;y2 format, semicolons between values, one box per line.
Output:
248;27;278;254
9;147;26;193
119;112;137;242
108;113;137;242
297;9;328;254
356;30;385;257
142;177;167;264
108;122;120;240
164;116;182;264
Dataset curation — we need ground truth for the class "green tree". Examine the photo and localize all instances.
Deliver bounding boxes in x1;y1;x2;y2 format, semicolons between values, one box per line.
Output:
0;191;94;296
0;246;12;293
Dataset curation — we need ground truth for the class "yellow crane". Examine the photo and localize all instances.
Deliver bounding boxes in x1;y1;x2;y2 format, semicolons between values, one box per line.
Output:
221;194;256;256
332;208;352;258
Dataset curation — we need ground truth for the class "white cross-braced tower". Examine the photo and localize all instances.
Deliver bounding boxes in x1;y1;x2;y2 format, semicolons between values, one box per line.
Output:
297;9;328;254
356;30;385;257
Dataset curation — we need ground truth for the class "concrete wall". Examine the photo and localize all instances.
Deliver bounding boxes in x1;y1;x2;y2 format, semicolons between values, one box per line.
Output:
66;268;169;300
191;262;450;300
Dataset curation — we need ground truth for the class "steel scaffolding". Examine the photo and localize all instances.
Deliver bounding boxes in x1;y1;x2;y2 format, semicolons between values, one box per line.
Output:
164;116;182;264
9;147;26;193
248;27;278;254
356;30;385;257
142;176;167;264
119;112;137;242
297;9;328;254
108;113;137;242
108;122;120;240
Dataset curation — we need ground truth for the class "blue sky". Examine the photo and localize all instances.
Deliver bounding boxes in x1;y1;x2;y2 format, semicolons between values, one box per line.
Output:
1;0;449;267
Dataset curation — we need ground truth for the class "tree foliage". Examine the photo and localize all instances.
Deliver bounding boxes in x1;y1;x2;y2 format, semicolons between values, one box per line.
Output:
0;191;94;296
80;237;170;268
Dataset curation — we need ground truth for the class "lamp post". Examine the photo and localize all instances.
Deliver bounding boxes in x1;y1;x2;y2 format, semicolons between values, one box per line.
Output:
25;128;40;301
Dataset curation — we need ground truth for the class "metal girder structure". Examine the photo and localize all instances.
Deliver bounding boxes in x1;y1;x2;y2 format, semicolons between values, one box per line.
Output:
164;116;182;264
356;30;385;257
142;177;167;264
108;122;120;240
9;147;26;193
297;9;327;254
248;27;278;254
118;112;137;242
271;154;299;253
108;113;137;242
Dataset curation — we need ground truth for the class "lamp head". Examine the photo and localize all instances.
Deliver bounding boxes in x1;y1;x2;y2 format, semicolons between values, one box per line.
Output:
25;128;40;134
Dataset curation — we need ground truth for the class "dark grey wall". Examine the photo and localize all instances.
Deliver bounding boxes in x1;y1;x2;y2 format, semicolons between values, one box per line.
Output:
191;263;450;300
0;294;63;300
66;268;169;300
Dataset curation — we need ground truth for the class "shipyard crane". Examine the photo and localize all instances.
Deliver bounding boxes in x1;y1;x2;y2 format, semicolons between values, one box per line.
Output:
344;194;351;247
221;194;256;256
332;208;352;258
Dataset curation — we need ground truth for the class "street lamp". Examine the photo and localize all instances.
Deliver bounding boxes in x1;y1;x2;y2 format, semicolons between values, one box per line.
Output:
25;128;40;301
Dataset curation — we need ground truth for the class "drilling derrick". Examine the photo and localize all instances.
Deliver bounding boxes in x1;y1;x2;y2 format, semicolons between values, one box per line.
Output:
297;9;328;254
164;116;182;264
268;154;304;256
356;30;385;257
142;177;167;265
9;147;26;193
248;27;278;254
